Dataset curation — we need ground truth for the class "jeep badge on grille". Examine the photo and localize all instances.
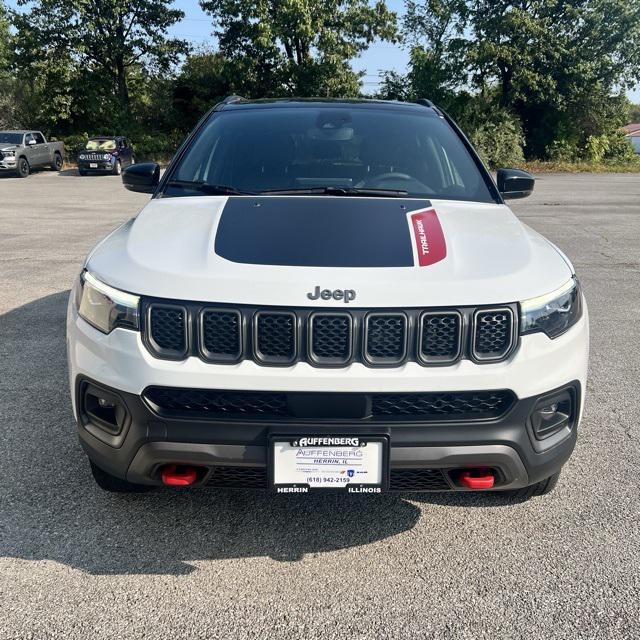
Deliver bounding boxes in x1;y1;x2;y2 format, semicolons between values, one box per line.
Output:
307;286;356;303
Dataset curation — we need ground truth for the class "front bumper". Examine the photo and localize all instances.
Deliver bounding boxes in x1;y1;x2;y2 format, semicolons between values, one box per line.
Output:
0;157;17;170
67;301;589;491
78;160;114;172
75;377;579;491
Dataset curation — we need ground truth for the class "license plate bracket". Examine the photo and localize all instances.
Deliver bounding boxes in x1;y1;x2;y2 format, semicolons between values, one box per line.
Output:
269;434;390;494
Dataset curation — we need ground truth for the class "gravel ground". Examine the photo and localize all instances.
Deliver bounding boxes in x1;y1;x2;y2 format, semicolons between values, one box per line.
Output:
0;169;638;639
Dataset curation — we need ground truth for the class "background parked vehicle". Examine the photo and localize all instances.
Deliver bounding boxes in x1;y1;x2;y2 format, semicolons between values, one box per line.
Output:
77;136;135;176
0;130;65;178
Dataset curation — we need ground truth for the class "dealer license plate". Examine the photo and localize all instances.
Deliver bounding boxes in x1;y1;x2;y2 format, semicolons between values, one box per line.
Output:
270;435;388;494
89;163;98;168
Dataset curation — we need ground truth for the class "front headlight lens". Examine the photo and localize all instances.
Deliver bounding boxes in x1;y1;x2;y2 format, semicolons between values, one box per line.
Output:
521;277;582;339
75;271;139;334
79;154;86;160
103;153;112;161
3;150;15;157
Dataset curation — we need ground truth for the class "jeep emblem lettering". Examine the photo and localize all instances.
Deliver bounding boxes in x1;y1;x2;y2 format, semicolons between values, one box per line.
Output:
307;286;356;303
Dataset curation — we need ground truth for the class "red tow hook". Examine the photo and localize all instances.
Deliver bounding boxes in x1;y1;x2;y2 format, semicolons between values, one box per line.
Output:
161;464;198;486
460;468;495;490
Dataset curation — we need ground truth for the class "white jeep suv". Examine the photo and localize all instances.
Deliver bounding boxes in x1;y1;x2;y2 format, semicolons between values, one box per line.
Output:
66;97;588;498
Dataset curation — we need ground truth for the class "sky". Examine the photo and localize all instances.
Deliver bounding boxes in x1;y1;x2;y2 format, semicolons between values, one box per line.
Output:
6;0;640;101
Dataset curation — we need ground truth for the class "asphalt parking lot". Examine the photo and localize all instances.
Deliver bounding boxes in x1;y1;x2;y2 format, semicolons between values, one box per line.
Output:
0;168;638;639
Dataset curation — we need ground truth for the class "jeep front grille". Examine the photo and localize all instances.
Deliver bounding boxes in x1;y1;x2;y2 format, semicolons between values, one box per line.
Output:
143;387;516;422
142;300;518;367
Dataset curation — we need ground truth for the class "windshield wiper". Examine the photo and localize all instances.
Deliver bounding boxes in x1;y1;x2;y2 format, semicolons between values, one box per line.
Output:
260;186;409;198
166;180;255;195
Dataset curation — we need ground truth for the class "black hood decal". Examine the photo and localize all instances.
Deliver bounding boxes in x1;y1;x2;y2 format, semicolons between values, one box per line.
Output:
214;196;432;268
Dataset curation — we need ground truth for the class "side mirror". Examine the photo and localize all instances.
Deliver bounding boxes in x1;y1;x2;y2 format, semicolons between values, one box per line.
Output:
27;139;36;146
497;168;535;200
122;162;160;194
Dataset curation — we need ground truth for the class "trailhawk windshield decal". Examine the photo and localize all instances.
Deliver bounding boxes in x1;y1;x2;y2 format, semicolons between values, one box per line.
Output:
214;196;443;268
408;207;447;267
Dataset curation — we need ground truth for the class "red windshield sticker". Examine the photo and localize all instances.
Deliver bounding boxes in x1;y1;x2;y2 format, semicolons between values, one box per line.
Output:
410;208;447;267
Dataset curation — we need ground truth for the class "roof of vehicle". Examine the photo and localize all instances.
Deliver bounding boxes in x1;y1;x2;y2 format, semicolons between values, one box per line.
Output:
0;130;35;134
217;97;440;115
87;135;126;139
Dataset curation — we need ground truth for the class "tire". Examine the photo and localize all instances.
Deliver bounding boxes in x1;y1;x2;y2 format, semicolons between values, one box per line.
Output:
113;159;122;176
505;471;561;501
51;152;63;171
16;157;29;178
90;460;153;493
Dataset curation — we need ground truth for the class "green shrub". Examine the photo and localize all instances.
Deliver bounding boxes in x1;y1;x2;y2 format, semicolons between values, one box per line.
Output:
603;133;636;162
60;133;89;160
132;131;185;163
584;134;610;163
469;111;525;169
546;138;578;162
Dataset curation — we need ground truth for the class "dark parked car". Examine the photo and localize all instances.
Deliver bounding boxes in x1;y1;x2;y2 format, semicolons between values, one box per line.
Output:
77;136;135;176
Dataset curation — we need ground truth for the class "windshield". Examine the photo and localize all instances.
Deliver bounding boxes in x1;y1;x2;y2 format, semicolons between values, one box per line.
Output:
165;106;497;202
86;139;117;150
0;133;23;145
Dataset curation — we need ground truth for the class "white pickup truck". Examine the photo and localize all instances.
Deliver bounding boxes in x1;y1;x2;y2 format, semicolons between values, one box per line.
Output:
0;130;65;178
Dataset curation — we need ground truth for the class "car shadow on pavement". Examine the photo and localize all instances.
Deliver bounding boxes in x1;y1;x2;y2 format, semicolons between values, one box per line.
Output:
0;291;520;576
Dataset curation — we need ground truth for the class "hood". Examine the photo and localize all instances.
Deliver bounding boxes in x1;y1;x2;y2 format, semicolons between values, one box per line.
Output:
0;145;17;152
86;195;573;307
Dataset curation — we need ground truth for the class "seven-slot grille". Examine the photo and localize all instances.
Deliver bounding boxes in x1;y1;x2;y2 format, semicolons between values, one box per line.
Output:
82;153;108;161
142;301;517;367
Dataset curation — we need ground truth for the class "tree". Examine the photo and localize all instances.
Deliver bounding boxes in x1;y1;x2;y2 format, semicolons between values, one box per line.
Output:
0;1;19;128
170;51;235;129
13;0;188;124
398;0;640;159
199;0;398;97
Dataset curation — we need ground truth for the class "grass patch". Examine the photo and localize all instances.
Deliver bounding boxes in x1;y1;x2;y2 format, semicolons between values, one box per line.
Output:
517;160;640;173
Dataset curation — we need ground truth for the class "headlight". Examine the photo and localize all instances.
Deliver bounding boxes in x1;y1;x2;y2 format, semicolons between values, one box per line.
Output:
79;154;86;160
3;150;15;157
520;277;582;339
74;271;139;334
103;153;112;161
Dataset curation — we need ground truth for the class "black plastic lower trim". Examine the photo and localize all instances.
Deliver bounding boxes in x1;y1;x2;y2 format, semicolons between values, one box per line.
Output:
76;377;581;490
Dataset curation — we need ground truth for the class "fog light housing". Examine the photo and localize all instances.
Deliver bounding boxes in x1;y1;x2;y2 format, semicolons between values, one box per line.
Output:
82;383;129;435
529;387;576;444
